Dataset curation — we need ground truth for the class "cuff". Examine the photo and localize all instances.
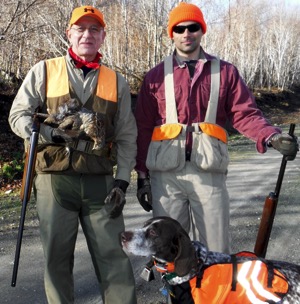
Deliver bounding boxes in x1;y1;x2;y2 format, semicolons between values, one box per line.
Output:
114;179;129;193
39;123;54;143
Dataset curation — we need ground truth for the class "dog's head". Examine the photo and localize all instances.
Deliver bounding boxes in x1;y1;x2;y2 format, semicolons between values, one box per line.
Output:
121;216;198;277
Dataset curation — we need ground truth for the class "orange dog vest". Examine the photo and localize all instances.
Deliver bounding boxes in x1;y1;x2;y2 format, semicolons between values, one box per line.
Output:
167;252;289;304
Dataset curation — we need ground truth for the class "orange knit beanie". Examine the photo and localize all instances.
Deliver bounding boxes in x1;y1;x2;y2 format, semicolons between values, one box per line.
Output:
168;2;207;38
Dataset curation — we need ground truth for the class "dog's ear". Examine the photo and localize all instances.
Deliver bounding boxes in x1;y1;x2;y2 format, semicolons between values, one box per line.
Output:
173;230;197;277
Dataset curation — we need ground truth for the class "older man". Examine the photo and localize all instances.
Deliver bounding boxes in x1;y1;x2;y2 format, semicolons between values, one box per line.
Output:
135;2;298;254
9;6;137;304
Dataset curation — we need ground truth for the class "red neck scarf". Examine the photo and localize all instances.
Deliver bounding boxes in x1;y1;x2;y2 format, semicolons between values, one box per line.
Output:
68;48;102;69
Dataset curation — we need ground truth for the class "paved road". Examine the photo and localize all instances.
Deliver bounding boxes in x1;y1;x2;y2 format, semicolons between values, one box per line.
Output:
1;146;300;303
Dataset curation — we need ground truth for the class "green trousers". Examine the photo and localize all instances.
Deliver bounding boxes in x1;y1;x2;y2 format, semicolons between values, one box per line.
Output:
34;173;137;304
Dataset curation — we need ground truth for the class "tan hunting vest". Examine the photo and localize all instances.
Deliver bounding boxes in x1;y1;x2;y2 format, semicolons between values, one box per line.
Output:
36;56;118;174
146;54;230;173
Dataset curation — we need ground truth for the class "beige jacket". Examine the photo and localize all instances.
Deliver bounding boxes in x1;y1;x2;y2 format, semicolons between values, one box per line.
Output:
9;53;137;182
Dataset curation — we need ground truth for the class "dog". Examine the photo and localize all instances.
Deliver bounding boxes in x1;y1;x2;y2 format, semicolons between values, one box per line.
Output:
121;216;300;304
38;98;106;150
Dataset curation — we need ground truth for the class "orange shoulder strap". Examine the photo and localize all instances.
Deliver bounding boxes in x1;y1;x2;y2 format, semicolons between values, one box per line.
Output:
45;57;69;98
45;58;117;102
96;65;117;102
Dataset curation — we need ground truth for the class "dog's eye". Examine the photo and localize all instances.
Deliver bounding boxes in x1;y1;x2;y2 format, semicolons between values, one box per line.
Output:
148;229;157;237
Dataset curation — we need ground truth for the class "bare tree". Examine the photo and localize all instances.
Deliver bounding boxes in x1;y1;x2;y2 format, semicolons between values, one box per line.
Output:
0;0;299;92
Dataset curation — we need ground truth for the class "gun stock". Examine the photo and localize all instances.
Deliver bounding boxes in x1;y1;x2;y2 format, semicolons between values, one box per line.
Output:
254;123;295;258
254;193;278;257
20;152;32;202
11;115;40;287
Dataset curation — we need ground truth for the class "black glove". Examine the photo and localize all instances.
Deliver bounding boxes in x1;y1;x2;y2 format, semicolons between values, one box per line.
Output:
269;133;298;160
51;127;77;144
137;178;152;212
105;179;129;218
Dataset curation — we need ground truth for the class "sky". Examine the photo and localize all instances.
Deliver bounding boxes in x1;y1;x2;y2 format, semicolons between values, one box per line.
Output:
192;0;300;7
285;0;300;4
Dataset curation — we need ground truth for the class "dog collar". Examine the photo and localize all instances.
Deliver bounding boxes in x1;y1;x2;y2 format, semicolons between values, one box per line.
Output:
153;258;175;274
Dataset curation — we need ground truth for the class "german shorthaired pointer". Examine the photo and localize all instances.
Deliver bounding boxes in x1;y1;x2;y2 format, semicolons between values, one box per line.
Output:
121;216;300;304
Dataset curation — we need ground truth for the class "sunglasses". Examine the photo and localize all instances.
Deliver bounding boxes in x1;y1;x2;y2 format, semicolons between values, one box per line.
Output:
173;23;201;34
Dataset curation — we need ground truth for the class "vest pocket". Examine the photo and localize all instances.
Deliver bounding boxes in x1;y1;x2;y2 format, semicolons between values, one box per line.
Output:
35;144;114;174
191;132;229;173
36;145;71;172
72;151;114;174
146;134;186;172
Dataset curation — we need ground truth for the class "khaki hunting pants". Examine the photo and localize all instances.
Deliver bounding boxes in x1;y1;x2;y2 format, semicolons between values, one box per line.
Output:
150;161;231;253
34;174;137;304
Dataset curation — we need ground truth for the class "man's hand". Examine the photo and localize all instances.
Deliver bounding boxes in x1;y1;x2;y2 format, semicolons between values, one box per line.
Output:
105;180;128;218
269;133;298;160
51;127;79;144
137;178;152;212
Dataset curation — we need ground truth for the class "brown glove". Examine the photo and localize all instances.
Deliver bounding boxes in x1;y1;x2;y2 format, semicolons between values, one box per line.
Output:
137;178;152;212
51;127;79;143
105;180;128;218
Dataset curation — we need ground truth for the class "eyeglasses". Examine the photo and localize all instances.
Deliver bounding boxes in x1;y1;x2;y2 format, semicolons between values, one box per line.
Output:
70;26;102;35
173;23;201;34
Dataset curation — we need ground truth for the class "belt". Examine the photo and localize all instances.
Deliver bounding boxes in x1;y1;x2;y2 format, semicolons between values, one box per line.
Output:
69;139;95;154
69;139;112;158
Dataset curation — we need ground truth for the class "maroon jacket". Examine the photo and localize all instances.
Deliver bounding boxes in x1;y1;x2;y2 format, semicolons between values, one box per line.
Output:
135;50;280;174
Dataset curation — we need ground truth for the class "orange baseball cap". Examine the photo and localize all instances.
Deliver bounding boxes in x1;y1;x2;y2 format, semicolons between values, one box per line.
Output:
168;2;206;38
69;6;106;27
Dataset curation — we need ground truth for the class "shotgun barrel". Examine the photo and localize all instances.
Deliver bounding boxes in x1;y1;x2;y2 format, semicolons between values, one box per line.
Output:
11;114;40;287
